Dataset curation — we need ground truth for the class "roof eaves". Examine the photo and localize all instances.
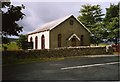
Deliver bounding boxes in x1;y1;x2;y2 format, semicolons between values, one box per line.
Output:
28;29;50;35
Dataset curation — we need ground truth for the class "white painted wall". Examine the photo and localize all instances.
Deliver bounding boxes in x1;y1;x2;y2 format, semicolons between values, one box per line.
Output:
28;31;50;49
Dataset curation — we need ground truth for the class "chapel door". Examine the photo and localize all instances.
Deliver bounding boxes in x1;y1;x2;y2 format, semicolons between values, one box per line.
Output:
71;36;76;47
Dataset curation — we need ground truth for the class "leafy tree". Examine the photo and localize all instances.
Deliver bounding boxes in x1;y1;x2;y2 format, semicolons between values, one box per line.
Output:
78;4;104;45
78;4;104;28
1;2;25;44
91;22;105;45
103;3;119;44
16;34;28;50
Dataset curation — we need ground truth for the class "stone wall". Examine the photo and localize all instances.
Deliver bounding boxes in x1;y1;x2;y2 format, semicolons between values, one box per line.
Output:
2;46;113;59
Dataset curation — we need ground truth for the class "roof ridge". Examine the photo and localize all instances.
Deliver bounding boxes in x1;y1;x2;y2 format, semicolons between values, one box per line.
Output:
28;14;91;35
28;15;73;34
49;15;73;30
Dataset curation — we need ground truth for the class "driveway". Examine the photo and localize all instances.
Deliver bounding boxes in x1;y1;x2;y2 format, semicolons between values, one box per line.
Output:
2;55;120;81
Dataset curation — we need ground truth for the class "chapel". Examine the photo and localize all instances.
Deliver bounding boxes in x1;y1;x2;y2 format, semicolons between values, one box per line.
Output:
28;15;91;49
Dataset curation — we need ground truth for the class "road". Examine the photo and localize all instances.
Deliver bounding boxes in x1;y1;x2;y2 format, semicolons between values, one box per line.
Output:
2;55;120;81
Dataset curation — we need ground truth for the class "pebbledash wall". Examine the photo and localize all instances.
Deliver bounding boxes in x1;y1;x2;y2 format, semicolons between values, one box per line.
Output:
28;31;50;49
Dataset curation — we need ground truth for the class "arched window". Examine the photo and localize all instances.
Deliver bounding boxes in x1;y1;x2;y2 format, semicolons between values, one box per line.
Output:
81;35;84;46
30;37;33;49
35;36;38;49
41;35;45;49
30;37;33;42
58;34;61;47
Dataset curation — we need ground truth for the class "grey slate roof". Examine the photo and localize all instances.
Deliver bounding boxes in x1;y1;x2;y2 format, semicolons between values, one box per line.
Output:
28;15;90;35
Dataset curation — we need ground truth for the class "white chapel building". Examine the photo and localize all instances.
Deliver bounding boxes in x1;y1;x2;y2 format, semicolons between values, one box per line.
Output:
27;15;91;49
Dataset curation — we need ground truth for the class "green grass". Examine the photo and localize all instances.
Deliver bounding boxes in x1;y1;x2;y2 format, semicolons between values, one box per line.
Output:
1;42;19;51
90;43;109;47
98;43;109;47
3;57;65;66
1;43;109;51
0;44;2;50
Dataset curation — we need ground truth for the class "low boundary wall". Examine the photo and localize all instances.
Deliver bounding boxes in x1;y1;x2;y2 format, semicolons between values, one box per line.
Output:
2;46;113;58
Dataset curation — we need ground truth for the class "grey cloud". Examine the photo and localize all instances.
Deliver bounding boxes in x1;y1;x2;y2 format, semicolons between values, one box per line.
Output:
16;2;82;34
13;2;117;35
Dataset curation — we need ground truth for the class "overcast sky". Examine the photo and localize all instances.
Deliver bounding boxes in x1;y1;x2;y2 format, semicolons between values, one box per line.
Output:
10;1;118;38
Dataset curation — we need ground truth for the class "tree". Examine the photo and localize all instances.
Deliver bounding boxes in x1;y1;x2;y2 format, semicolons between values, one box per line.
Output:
78;4;104;28
103;3;119;44
78;4;104;45
16;35;28;50
90;22;105;45
1;2;25;44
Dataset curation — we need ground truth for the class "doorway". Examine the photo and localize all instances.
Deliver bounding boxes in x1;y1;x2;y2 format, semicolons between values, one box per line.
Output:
71;36;76;47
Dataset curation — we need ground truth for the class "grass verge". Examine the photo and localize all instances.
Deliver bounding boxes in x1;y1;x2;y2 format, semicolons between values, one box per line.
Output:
3;57;65;66
1;42;19;51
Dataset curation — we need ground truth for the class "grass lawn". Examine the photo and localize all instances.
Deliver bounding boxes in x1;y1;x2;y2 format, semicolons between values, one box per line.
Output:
1;43;109;51
113;52;119;55
1;42;19;51
90;43;109;47
98;43;109;47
